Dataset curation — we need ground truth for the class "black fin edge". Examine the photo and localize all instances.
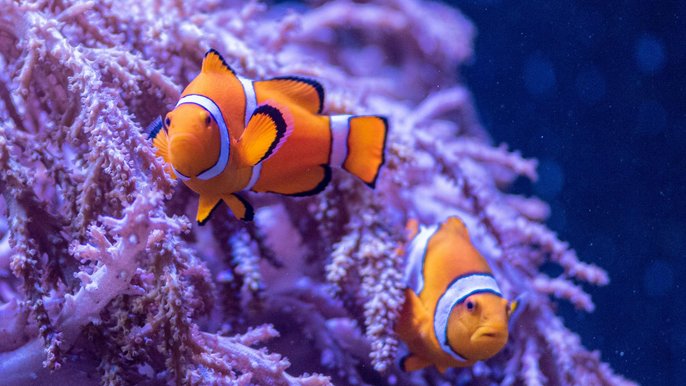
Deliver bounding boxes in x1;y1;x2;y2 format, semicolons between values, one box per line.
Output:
252;104;288;164
146;116;164;140
204;48;236;75
233;193;255;221
268;165;332;197
367;115;389;188
197;199;222;226
271;76;325;114
343;115;389;189
398;354;409;372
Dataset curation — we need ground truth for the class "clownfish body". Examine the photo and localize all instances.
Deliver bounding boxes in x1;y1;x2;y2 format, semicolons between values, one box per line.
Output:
395;217;519;372
150;49;387;222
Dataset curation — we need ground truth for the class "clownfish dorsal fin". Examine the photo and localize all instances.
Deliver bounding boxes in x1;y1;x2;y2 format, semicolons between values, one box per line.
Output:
441;216;469;238
201;49;236;76
236;101;294;167
256;76;325;114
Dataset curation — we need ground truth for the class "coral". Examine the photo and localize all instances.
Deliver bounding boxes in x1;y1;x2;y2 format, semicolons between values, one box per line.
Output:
0;0;634;385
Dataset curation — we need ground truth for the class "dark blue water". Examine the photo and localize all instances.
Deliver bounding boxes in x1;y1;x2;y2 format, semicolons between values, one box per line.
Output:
457;1;686;384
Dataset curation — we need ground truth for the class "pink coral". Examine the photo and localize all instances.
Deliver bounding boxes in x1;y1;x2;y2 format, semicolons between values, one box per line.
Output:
0;0;634;385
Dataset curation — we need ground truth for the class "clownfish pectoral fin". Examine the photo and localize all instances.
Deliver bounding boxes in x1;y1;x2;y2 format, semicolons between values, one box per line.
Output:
151;122;169;161
256;76;325;114
236;102;294;167
404;288;431;327
221;193;255;221
201;48;236;76
146;116;163;140
150;126;175;179
508;292;528;327
399;354;431;372
197;195;222;225
340;115;388;188
396;288;430;338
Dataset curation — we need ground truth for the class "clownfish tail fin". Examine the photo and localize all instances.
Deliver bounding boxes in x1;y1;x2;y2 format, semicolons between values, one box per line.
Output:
329;115;388;188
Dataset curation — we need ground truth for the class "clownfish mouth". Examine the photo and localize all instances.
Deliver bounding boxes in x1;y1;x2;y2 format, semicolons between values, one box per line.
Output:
468;325;508;360
472;327;498;340
470;325;507;344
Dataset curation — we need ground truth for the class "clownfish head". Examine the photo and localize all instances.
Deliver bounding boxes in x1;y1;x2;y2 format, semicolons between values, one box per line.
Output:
447;293;511;361
164;104;221;180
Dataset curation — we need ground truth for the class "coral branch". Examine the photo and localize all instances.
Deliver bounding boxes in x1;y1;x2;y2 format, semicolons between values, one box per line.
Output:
0;0;632;385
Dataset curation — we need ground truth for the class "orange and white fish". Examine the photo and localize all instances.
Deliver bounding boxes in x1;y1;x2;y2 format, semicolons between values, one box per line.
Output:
395;217;520;372
149;49;387;222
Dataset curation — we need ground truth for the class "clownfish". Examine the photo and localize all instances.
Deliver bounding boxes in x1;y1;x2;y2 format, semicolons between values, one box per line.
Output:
149;49;387;222
395;217;520;372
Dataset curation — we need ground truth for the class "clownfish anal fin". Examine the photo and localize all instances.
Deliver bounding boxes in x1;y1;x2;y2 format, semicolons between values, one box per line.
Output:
236;102;294;167
197;195;222;225
399;354;431;372
256;76;325;114
262;165;331;197
202;49;236;76
222;193;255;222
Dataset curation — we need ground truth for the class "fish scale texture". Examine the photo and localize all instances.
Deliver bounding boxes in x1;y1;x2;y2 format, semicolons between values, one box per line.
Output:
0;0;634;385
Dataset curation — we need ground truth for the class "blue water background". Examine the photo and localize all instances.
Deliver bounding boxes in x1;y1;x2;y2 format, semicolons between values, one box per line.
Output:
455;1;686;384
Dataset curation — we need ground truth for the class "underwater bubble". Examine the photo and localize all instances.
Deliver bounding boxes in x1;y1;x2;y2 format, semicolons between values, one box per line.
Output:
643;260;674;297
523;52;556;96
635;34;666;74
534;159;564;199
636;99;667;136
575;67;606;104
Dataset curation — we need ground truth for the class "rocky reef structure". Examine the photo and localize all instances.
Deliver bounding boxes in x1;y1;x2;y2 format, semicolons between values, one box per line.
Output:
0;0;634;385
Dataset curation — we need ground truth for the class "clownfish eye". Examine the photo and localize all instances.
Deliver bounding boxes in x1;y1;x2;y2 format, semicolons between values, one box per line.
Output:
205;115;212;126
165;117;171;127
466;300;476;311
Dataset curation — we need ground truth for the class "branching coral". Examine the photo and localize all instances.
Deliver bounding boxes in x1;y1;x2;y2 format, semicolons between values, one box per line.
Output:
0;0;634;385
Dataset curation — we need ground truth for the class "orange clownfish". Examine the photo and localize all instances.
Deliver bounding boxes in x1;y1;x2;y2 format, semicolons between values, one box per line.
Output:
395;217;520;372
149;49;388;223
